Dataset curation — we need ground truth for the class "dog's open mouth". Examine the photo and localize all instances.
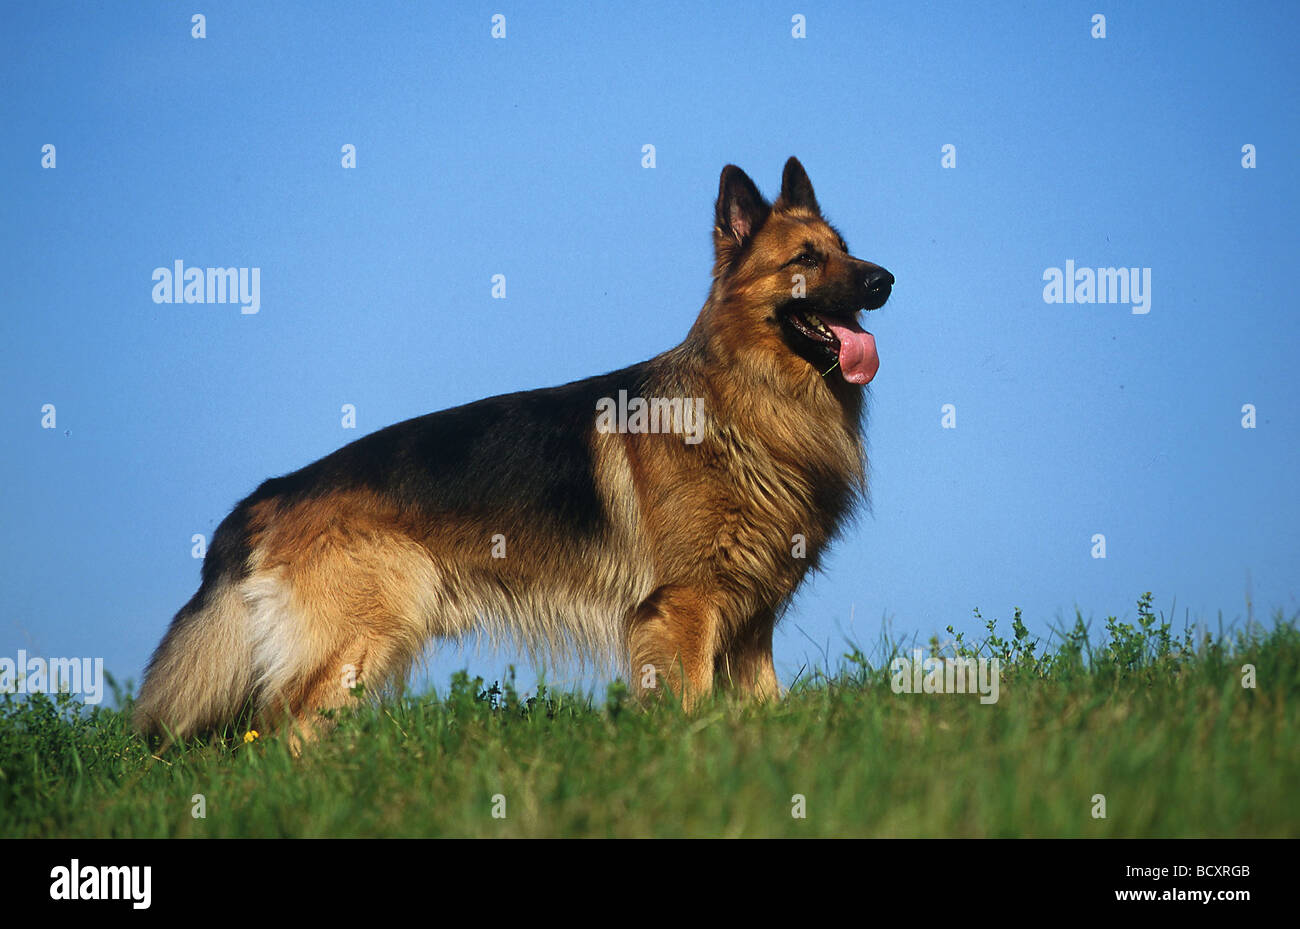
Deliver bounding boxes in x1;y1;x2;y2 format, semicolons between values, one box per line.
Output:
786;309;880;385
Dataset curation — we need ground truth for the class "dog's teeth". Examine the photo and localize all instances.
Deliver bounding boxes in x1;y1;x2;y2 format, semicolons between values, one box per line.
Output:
795;312;835;340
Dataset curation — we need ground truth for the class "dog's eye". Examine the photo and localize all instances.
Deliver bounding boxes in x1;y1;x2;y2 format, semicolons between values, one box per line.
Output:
795;252;820;268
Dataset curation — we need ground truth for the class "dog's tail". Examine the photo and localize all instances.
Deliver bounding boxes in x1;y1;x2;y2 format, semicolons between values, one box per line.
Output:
133;577;255;744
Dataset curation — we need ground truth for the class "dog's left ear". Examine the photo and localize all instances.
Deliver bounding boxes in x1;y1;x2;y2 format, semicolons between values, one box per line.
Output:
714;165;770;246
774;156;820;214
713;165;771;269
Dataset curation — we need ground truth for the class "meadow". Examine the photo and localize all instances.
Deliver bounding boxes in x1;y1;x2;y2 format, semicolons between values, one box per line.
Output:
3;594;1296;838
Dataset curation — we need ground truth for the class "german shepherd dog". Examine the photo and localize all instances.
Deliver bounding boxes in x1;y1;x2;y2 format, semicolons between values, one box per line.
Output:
134;157;893;744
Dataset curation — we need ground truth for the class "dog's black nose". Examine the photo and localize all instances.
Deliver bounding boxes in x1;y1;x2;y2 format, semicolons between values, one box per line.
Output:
863;267;893;310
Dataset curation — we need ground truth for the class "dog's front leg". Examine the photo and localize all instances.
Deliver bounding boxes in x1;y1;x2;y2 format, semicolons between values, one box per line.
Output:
717;608;781;702
627;585;721;711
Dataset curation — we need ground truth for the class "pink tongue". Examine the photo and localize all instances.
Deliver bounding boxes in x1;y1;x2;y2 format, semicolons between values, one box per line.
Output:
822;316;879;384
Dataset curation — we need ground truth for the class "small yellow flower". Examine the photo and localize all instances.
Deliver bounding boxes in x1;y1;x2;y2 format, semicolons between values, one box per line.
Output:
243;730;260;743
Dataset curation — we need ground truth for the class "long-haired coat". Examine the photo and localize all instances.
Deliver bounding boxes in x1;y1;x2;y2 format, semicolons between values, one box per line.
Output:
134;157;893;743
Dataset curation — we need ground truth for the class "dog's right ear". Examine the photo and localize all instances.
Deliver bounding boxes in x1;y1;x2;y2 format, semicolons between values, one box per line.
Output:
713;165;771;266
774;156;820;214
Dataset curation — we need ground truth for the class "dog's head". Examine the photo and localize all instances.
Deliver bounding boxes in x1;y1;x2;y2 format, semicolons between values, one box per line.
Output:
705;157;893;387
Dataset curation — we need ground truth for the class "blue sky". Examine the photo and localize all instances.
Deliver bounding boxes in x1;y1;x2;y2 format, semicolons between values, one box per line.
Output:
2;1;1297;701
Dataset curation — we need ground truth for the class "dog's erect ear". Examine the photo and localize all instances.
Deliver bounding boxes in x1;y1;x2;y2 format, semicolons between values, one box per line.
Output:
714;165;771;260
774;156;820;214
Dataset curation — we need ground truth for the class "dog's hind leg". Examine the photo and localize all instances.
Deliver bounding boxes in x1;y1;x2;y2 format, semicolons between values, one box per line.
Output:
271;632;416;752
627;585;720;711
245;498;439;747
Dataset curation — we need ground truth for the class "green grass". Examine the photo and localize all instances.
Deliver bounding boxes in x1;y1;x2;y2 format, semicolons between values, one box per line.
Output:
3;593;1298;837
